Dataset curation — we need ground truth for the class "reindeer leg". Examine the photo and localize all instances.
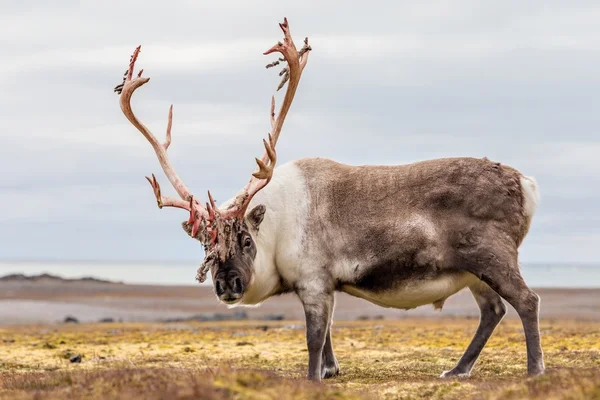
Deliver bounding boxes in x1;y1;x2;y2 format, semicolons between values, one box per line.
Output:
297;285;334;381
441;281;506;378
321;295;340;379
484;270;544;376
460;251;545;376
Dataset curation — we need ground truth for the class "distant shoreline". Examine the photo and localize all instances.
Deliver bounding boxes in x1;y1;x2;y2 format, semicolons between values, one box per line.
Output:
0;272;123;284
2;261;599;288
0;271;598;291
1;277;600;325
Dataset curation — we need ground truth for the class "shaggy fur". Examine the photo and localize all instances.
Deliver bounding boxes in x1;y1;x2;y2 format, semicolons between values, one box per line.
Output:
190;156;544;381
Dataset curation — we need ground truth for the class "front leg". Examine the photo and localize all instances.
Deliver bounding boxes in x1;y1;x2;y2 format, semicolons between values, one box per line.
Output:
297;285;334;381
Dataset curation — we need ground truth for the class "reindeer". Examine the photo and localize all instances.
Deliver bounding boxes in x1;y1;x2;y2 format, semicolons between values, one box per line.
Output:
114;18;544;381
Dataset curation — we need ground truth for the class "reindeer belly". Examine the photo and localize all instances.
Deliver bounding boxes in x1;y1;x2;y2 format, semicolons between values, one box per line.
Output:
341;271;477;310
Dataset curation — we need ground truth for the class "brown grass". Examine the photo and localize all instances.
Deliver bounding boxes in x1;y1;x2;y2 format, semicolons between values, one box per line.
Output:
0;318;599;399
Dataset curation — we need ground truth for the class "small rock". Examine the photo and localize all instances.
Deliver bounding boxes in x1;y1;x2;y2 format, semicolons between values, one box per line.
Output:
64;316;79;324
282;324;304;330
263;314;285;321
161;310;249;323
236;341;254;346
61;349;74;359
69;354;82;363
98;317;115;323
356;314;385;321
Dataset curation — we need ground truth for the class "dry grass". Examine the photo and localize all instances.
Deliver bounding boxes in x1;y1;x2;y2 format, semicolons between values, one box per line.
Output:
0;318;599;399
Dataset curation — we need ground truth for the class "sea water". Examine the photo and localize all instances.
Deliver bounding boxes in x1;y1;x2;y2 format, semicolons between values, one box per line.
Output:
0;260;599;288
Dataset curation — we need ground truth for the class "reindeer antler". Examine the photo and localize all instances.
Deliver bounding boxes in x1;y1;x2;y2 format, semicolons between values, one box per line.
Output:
115;18;311;273
114;46;210;239
220;17;312;220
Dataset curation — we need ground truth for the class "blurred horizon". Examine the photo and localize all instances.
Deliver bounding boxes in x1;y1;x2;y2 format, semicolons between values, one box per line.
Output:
1;259;599;287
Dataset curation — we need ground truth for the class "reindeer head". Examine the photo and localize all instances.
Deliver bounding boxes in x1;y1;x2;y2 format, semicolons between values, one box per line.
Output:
114;18;311;304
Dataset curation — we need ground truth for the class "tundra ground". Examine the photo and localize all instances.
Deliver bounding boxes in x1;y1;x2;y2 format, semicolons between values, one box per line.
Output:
1;318;599;399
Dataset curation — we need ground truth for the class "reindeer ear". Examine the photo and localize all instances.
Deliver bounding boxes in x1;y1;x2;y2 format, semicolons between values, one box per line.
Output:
246;205;266;230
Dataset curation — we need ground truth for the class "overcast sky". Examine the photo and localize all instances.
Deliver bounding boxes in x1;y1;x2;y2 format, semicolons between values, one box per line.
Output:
1;1;599;265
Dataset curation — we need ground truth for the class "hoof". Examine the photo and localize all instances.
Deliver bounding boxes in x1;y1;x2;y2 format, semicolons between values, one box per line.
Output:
440;369;470;379
321;362;340;379
528;369;545;377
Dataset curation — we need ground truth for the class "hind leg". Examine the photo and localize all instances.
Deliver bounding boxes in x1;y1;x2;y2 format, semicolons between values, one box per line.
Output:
321;294;340;378
321;321;340;378
462;253;544;376
441;281;506;378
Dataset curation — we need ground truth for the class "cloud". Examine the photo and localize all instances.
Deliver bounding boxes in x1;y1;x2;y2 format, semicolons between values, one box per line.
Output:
1;1;599;264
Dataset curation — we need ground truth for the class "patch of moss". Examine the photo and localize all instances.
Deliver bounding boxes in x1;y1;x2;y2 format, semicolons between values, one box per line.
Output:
0;319;599;399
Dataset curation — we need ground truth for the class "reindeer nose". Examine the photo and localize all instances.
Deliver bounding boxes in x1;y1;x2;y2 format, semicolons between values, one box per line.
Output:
231;275;243;295
214;272;244;302
215;277;226;296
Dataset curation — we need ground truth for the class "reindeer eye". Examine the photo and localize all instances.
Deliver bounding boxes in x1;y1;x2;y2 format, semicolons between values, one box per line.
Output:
244;237;252;248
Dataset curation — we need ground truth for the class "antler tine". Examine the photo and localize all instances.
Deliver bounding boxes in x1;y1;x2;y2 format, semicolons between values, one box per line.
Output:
277;69;290;92
145;173;191;210
187;196;196;224
270;96;276;130
298;37;312;70
116;46;208;219
164;105;173;150
253;134;277;180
